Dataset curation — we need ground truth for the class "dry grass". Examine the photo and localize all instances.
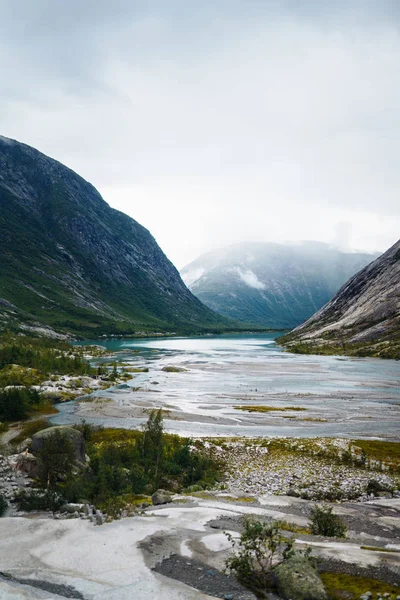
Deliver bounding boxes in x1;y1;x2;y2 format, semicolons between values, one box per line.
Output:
234;405;307;413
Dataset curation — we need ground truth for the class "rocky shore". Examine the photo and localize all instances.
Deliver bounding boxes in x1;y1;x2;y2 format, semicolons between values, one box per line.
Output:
217;439;400;502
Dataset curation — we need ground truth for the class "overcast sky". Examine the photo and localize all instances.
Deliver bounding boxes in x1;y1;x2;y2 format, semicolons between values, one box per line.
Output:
1;1;399;267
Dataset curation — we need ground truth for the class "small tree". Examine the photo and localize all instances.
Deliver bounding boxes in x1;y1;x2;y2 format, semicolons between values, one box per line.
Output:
225;518;294;593
37;429;76;489
309;504;347;537
0;492;8;517
142;409;164;486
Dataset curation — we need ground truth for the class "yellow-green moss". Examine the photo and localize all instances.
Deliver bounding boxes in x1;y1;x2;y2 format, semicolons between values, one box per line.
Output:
360;545;399;553
279;521;311;535
321;572;399;598
234;405;307;413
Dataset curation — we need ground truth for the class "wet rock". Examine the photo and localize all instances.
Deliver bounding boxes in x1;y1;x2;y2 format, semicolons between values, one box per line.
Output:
274;556;328;600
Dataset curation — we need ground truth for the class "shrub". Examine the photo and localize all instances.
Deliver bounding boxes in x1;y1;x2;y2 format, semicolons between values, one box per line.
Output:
36;429;76;487
0;492;8;516
309;504;347;537
14;489;64;512
225;518;295;592
0;387;42;421
366;479;392;495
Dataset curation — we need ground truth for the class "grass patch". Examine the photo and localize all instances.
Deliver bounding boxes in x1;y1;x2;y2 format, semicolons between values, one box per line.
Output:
351;439;400;472
123;367;149;373
279;521;311;535
219;495;257;503
162;366;187;373
12;418;51;445
235;406;307;413
321;572;399;598
360;545;400;553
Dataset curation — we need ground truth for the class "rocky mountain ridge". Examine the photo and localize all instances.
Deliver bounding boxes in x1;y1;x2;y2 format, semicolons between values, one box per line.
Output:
281;238;400;357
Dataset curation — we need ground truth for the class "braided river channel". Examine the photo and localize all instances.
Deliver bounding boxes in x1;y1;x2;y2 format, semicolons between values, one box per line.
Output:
51;333;400;441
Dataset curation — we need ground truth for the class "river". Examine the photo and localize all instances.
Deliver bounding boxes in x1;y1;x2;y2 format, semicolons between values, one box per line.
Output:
51;333;400;440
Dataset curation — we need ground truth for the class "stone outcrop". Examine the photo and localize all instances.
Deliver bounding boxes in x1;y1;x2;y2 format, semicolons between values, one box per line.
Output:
152;489;173;506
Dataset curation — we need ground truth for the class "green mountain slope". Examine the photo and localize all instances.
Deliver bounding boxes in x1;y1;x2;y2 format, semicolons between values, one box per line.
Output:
0;136;230;336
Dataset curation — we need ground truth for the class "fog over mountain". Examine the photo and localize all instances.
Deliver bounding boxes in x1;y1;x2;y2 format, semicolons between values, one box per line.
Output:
181;242;378;329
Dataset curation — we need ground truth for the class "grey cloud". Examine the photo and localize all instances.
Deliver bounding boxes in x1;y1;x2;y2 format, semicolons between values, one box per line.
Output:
0;0;399;265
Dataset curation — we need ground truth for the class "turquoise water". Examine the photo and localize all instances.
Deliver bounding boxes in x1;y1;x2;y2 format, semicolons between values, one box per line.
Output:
51;334;400;440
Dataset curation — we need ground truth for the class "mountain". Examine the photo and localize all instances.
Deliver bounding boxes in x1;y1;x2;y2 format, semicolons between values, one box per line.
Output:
181;242;378;329
280;238;400;358
0;136;230;337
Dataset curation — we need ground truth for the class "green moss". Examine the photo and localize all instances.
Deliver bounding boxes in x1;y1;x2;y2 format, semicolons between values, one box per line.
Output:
321;572;399;598
162;366;187;373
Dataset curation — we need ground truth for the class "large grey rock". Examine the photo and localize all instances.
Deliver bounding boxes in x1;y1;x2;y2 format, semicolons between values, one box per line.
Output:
273;556;328;600
31;426;85;463
151;489;173;506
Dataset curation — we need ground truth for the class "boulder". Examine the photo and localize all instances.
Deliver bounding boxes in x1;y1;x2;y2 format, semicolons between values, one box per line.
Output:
151;489;173;506
31;426;85;463
273;556;328;600
15;452;41;478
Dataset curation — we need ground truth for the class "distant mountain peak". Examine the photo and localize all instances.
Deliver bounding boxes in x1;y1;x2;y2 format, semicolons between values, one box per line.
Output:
181;242;378;329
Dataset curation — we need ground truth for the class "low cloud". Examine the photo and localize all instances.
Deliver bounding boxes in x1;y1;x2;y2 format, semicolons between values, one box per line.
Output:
236;268;266;291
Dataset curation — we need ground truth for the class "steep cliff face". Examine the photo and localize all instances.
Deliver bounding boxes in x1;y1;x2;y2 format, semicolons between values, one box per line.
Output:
0;136;228;336
181;242;377;329
281;239;400;357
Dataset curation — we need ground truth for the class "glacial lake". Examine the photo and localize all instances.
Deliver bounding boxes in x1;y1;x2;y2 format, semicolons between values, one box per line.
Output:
51;333;400;440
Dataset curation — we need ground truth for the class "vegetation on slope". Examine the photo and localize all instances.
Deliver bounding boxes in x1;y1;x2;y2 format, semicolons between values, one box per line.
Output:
15;412;224;515
0;136;234;337
280;338;400;360
0;332;95;422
